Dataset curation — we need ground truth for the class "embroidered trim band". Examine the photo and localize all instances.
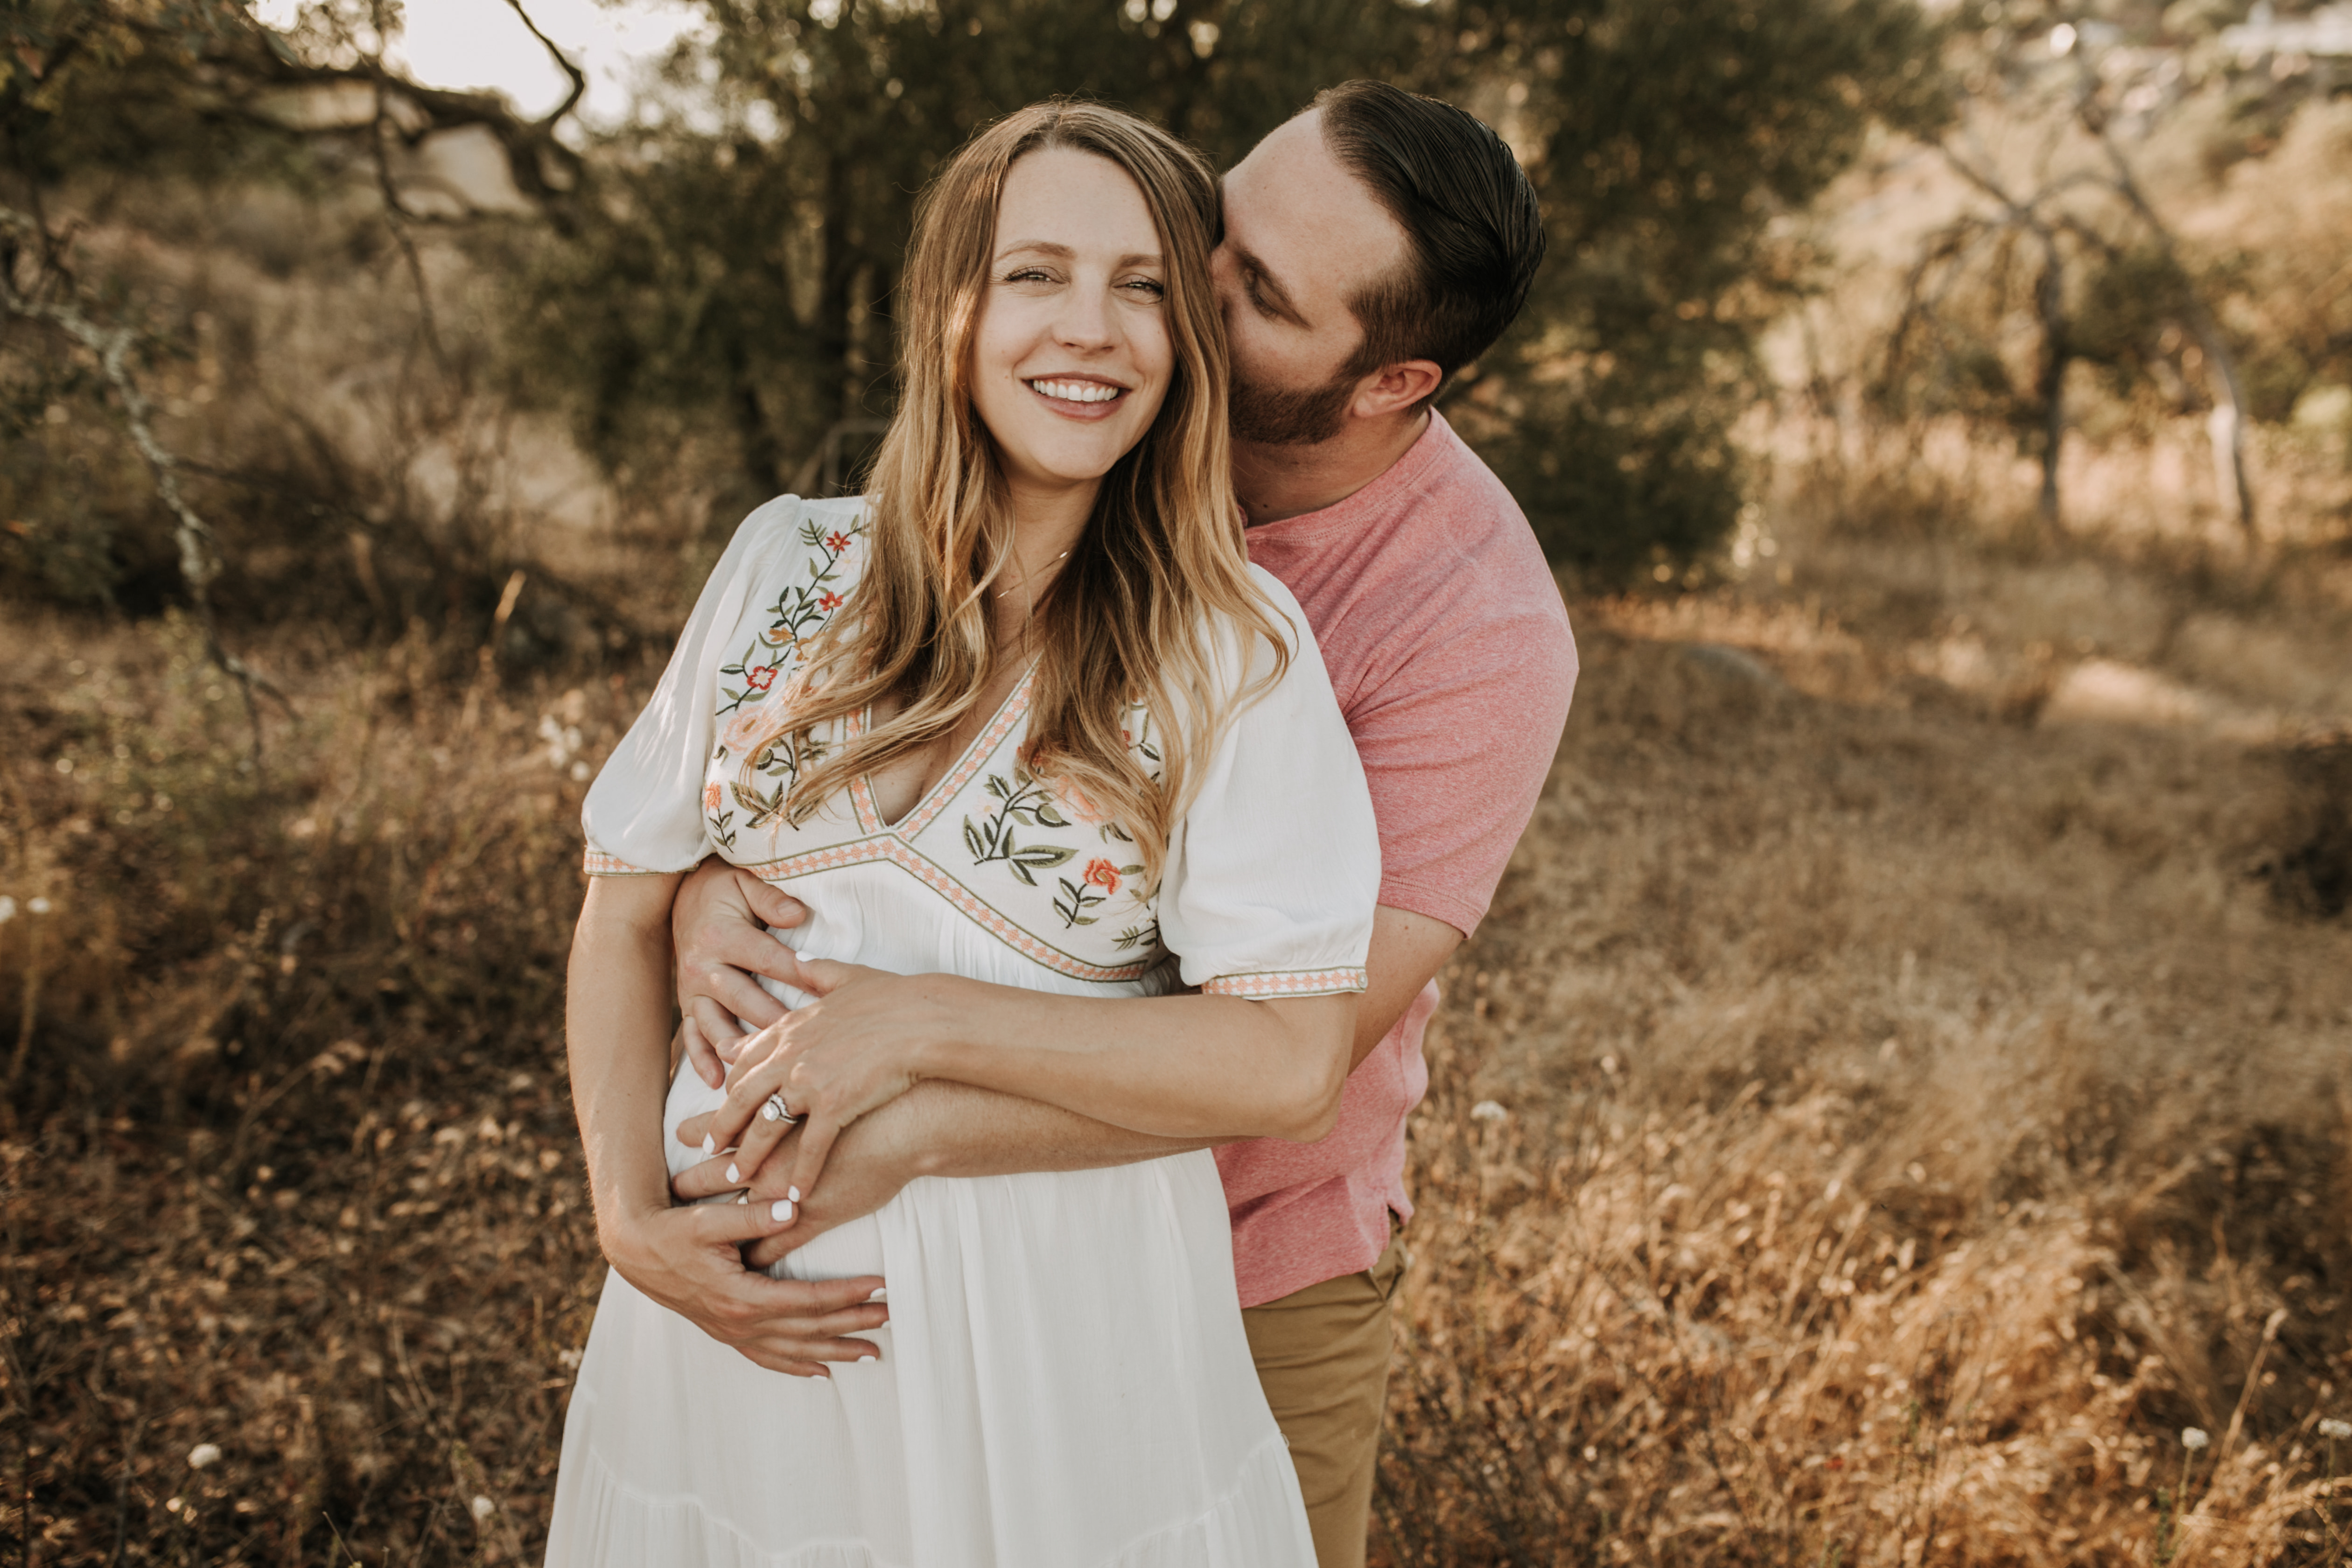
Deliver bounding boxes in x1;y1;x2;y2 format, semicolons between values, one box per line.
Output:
746;835;1155;985
896;677;1034;840
1202;968;1368;999
583;850;666;877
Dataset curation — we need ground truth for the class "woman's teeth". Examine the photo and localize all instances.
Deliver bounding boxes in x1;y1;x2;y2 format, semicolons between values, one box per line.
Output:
1029;379;1121;404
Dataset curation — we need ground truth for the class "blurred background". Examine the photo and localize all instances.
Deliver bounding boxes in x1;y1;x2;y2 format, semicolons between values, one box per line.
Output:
2;1;2348;1563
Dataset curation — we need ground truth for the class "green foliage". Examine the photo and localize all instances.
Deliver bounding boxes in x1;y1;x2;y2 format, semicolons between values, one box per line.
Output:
1461;0;1952;575
0;0;299;184
501;0;1435;510
507;0;1950;578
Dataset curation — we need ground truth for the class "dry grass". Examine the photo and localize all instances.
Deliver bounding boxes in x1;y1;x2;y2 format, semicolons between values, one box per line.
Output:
4;462;2348;1566
1372;471;2352;1565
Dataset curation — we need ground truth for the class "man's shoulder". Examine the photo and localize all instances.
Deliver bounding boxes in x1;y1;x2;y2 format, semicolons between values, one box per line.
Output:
1375;420;1561;615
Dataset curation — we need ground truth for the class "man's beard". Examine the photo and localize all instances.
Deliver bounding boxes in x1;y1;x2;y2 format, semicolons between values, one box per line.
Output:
1228;361;1356;447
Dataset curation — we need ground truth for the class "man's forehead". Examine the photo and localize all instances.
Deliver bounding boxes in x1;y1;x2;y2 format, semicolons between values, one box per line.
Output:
1220;112;1407;303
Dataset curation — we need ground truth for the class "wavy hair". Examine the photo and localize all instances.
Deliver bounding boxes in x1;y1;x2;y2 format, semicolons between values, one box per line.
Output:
757;100;1286;887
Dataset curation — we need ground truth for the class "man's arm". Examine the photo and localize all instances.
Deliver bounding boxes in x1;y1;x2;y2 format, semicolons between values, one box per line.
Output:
667;862;1459;1267
673;858;1453;1080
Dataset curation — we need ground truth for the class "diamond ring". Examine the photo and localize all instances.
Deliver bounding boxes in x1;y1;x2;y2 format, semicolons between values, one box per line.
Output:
762;1092;799;1125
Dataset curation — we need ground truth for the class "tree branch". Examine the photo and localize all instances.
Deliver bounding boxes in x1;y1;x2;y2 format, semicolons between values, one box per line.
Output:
500;0;588;130
0;206;290;758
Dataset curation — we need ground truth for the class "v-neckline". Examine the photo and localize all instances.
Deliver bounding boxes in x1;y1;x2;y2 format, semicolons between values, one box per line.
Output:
860;668;1036;834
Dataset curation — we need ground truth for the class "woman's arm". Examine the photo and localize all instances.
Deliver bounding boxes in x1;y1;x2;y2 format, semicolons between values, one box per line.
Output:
693;953;1357;1201
568;875;889;1374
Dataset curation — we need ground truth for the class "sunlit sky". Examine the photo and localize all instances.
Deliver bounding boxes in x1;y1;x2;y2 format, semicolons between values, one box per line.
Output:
251;0;706;125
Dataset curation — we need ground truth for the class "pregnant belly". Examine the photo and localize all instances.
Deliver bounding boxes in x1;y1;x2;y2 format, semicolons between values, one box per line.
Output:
661;1061;887;1282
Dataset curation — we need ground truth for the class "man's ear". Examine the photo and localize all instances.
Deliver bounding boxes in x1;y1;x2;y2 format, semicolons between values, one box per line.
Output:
1349;359;1444;422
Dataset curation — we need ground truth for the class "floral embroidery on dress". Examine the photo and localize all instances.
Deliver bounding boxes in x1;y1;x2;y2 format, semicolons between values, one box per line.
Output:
962;767;1078;886
704;514;864;849
1053;855;1145;930
961;703;1177;938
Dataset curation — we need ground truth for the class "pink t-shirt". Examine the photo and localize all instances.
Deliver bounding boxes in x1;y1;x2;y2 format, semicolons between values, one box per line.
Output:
1217;411;1579;1307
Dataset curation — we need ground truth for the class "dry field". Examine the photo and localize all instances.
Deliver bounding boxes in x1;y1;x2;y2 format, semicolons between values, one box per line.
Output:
2;444;2350;1568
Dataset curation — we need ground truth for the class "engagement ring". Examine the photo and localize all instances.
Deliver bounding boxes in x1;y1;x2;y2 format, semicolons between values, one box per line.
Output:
762;1092;799;1125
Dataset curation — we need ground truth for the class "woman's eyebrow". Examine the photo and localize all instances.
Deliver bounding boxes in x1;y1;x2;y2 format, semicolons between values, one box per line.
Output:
994;240;1163;270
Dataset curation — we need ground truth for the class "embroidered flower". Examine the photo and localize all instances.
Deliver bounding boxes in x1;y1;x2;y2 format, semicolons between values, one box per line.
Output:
746;665;778;692
818;590;846;611
1083;858;1121;895
825;531;851;553
720;700;776;752
704;782;723;813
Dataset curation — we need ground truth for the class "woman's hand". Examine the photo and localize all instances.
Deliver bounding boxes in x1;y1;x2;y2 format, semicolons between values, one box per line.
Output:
600;1197;886;1377
683;953;967;1204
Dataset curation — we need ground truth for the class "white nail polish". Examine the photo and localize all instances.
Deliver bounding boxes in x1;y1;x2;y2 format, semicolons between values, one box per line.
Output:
702;1135;715;1156
858;1351;878;1361
865;1288;887;1303
771;1199;793;1222
726;1163;741;1184
788;1186;801;1203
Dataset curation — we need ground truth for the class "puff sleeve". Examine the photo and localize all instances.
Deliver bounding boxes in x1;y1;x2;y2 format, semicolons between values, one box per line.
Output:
581;498;800;875
1156;567;1380;997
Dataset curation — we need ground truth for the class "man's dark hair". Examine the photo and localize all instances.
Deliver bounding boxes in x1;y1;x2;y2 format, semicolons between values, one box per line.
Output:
1314;80;1546;409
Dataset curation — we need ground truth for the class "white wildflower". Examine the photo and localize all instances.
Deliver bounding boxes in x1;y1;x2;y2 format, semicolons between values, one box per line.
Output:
2182;1427;2210;1451
2321;1418;2352;1441
27;896;51;915
469;1495;496;1521
187;1443;222;1470
1470;1100;1509;1122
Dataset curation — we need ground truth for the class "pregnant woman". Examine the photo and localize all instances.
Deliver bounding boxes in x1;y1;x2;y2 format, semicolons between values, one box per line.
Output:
546;102;1379;1566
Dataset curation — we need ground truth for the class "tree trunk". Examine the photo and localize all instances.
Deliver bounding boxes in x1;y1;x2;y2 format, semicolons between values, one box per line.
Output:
2034;231;2067;538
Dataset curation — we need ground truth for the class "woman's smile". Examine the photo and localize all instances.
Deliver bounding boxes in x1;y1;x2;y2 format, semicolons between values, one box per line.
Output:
1026;374;1131;416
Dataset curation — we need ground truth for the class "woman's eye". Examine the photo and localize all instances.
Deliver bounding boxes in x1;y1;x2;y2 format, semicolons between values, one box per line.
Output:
1121;277;1166;299
1003;267;1054;284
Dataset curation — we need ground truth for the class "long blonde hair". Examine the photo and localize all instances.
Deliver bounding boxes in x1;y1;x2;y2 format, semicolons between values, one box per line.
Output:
766;101;1287;886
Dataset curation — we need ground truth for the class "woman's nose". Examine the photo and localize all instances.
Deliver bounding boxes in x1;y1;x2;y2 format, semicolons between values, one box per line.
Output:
1052;283;1117;350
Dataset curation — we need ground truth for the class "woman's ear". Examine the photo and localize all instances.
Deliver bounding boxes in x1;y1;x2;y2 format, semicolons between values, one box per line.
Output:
1349;359;1444;422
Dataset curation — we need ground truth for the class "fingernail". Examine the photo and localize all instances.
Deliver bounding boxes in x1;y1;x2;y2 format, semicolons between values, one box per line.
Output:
858;1351;878;1361
788;1186;801;1203
735;1193;749;1205
865;1288;887;1303
726;1163;741;1184
771;1199;793;1222
702;1135;715;1155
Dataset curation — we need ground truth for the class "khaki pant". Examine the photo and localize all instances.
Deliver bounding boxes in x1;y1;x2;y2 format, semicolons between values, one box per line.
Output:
1241;1231;1404;1568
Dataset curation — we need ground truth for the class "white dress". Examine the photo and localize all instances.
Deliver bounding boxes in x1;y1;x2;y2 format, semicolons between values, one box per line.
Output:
546;496;1380;1568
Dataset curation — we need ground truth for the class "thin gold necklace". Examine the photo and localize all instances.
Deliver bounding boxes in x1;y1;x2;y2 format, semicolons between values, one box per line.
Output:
997;549;1069;654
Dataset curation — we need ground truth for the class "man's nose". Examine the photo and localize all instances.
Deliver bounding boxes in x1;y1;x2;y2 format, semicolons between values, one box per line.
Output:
1206;244;1242;318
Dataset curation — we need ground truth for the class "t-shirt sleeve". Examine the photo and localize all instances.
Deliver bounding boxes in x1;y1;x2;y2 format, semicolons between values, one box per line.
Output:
581;498;800;875
1157;569;1381;997
1357;596;1578;937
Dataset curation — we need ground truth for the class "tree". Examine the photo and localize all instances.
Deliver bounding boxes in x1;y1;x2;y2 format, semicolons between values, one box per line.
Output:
503;0;1438;512
1454;0;1952;581
508;0;1951;580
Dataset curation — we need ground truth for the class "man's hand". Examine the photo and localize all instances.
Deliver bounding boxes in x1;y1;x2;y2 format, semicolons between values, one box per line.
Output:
672;858;811;1088
673;1106;927;1271
602;1195;888;1377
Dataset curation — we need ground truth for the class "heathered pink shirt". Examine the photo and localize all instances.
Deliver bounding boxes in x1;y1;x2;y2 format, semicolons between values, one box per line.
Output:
1218;410;1579;1308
